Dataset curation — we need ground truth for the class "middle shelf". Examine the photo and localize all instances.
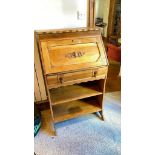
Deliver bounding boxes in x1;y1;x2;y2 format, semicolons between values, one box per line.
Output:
50;80;103;105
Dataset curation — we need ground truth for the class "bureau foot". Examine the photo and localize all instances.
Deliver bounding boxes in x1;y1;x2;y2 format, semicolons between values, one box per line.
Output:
47;123;56;136
50;123;56;136
51;130;56;136
94;111;104;121
98;111;104;121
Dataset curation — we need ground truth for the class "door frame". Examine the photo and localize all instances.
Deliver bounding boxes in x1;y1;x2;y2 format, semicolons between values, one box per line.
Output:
87;0;96;28
107;0;116;38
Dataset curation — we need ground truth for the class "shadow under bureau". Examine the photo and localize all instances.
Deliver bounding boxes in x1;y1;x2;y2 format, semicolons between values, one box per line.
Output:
35;28;108;135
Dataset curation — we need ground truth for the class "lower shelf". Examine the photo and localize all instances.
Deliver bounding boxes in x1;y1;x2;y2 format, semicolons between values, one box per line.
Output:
52;98;102;123
50;81;103;105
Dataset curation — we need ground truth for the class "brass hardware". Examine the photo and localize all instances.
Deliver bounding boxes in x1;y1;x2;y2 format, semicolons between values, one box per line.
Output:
93;70;98;77
59;77;64;84
65;51;85;59
58;74;64;84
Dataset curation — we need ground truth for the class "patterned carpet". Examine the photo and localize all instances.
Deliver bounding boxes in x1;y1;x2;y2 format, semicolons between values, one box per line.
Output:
34;92;121;155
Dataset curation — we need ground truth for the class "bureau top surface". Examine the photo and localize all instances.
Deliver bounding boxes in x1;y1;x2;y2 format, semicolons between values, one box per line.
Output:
36;28;108;75
36;27;100;40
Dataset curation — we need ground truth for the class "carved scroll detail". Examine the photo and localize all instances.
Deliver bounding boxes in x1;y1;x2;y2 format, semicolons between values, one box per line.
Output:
65;51;85;59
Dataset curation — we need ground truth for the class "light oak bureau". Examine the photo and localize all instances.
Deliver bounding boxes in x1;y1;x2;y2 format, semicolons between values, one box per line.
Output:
35;27;108;135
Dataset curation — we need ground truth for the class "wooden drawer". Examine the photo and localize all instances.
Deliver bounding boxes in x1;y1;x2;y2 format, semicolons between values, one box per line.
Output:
40;37;108;74
46;67;108;88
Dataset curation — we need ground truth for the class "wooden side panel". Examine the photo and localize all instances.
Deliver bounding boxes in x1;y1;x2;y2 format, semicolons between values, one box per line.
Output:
34;92;36;102
34;67;41;102
34;34;47;102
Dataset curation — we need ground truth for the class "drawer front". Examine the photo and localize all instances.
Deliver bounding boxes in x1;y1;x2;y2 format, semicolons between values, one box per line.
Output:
46;74;58;86
46;67;108;88
40;37;108;74
92;67;108;78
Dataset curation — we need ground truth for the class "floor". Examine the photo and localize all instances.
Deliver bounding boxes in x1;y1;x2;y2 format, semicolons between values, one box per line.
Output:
34;61;121;155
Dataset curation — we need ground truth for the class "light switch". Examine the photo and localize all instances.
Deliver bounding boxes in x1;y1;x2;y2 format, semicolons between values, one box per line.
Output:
77;11;86;20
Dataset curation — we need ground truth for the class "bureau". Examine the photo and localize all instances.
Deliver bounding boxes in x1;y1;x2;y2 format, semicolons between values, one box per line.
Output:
35;27;108;135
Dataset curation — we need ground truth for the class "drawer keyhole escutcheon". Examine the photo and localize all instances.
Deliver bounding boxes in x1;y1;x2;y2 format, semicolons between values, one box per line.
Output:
59;77;64;84
94;71;98;77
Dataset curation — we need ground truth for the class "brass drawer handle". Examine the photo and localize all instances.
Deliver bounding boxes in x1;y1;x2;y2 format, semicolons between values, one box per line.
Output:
59;77;64;84
94;71;98;77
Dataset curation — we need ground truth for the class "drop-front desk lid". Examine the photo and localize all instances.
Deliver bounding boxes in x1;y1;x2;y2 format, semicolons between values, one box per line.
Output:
37;28;108;75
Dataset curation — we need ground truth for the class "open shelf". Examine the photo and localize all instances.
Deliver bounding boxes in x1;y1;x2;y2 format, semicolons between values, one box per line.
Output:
50;81;103;105
52;97;102;123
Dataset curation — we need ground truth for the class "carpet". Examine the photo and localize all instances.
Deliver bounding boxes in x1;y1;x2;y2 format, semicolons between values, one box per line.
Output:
34;92;121;155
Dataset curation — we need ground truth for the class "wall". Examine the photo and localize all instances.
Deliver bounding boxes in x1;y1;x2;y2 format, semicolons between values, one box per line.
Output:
33;0;88;30
95;0;110;37
95;0;104;18
34;0;88;103
103;0;110;37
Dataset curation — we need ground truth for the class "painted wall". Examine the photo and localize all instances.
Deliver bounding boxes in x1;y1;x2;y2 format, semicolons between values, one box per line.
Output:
96;0;110;37
34;0;88;102
95;0;104;18
33;0;87;30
